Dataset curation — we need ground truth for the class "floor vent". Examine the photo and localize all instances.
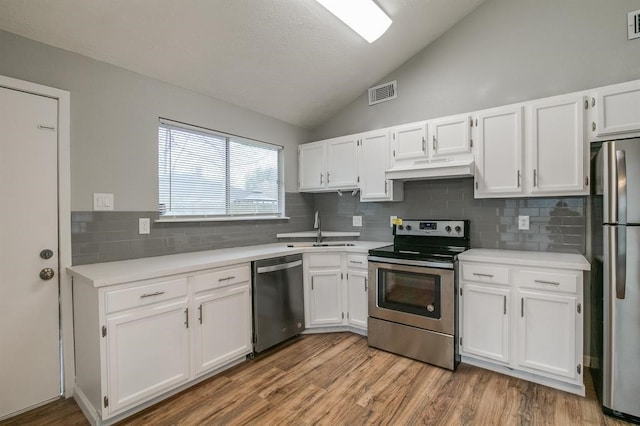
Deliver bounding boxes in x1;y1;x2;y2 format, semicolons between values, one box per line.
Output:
369;80;397;105
629;9;640;40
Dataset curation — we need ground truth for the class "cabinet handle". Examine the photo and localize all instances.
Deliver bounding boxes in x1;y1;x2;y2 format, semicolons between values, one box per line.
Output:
422;137;426;153
432;135;437;151
198;304;203;324
520;298;524;318
350;260;363;265
534;279;560;286
503;295;507;315
184;308;189;328
218;276;236;282
472;272;494;278
364;277;368;292
385;181;388;195
327;172;330;184
533;169;537;187
320;173;323;184
517;170;521;188
140;291;165;298
591;97;596;107
311;276;314;291
592;122;596;132
584;99;589;110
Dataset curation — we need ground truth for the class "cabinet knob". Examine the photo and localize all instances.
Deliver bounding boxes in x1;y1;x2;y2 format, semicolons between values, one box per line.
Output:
39;268;55;280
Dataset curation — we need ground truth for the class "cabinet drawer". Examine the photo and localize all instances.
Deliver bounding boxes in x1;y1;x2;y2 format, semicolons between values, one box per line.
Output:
519;269;579;294
105;278;188;314
193;265;251;293
307;253;342;268
346;255;367;269
462;263;509;285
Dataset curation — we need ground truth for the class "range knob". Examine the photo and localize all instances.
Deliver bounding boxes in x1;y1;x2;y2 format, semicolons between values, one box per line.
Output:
398;225;404;230
455;226;462;233
405;225;412;231
445;225;452;233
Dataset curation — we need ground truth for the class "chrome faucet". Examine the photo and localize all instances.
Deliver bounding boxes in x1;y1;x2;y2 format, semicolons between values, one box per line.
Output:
314;211;322;244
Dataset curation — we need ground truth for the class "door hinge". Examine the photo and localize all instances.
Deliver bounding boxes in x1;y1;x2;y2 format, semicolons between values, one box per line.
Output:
470;138;473;148
584;99;589;110
475;181;479;190
393;149;396;157
342;312;344;320
460;288;463;296
459;337;463;346
357;176;360;183
102;325;107;337
591;97;596;107
103;396;109;408
592;122;596;132
577;364;582;375
577;303;582;314
470;118;473;127
585;176;589;186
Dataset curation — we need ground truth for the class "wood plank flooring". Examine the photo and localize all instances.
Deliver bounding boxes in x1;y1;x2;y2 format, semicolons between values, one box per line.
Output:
1;333;633;425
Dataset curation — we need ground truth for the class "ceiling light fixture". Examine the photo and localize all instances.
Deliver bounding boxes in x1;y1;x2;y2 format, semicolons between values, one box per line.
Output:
315;0;392;43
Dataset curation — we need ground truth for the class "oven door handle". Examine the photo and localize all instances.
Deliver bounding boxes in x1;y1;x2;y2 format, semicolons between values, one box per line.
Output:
367;256;455;270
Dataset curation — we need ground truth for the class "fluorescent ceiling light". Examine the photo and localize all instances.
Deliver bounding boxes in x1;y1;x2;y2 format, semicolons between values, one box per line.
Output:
316;0;392;43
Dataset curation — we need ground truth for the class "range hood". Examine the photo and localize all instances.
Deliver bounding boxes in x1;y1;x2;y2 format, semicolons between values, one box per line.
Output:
385;157;475;181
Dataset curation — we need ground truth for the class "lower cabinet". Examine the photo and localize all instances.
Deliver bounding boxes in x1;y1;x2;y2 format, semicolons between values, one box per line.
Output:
459;254;586;395
304;252;368;333
73;263;252;423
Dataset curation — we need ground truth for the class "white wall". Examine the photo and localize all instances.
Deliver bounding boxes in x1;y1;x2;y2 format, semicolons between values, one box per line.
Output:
0;30;310;211
312;0;640;140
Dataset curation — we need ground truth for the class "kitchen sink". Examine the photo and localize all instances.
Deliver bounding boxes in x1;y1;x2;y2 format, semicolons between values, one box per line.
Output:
286;242;356;248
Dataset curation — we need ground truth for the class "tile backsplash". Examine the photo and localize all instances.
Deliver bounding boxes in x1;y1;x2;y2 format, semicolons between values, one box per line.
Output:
71;178;586;265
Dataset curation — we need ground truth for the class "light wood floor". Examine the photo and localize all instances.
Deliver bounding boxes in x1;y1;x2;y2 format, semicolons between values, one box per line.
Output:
2;333;633;425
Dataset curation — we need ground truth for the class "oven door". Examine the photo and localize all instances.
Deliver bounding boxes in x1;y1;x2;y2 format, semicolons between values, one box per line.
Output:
368;260;455;335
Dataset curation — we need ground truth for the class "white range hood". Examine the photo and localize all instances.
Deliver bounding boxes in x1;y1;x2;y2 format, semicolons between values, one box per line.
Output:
385;157;475;181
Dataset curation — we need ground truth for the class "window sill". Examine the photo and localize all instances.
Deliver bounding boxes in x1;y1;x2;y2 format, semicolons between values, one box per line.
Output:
155;215;290;223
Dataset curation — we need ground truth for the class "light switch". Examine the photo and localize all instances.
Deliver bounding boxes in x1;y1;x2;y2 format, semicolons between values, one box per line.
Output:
93;193;114;211
352;216;363;227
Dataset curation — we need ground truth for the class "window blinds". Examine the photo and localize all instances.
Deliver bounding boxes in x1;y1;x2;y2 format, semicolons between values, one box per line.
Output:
158;120;283;218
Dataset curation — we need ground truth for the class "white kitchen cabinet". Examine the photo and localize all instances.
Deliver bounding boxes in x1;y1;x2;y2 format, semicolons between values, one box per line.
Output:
430;114;472;158
72;263;253;424
391;121;428;162
474;105;524;197
529;94;587;196
359;128;403;202
303;252;368;333
192;281;252;377
591;79;640;137
460;283;510;365
346;255;368;330
105;297;190;414
458;249;587;396
298;136;358;192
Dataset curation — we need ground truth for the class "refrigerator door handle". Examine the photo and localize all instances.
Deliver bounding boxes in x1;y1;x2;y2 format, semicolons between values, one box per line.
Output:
616;149;627;224
616;149;627;299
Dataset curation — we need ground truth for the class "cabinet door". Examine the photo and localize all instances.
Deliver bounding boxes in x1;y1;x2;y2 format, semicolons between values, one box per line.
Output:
594;80;640;136
346;269;368;329
298;142;326;191
517;290;578;381
530;95;587;195
359;129;394;201
326;135;358;189
461;283;510;364
391;121;427;162
106;299;190;414
430;114;471;157
475;106;524;198
309;269;343;326
193;283;252;376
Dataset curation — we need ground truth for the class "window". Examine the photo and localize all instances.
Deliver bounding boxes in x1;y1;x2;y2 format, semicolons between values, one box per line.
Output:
158;119;284;220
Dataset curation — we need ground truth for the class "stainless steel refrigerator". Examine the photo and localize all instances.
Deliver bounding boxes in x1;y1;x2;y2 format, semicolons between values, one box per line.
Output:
591;138;640;422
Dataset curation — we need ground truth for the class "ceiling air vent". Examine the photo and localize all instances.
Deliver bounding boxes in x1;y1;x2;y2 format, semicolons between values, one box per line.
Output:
368;80;397;106
629;9;640;40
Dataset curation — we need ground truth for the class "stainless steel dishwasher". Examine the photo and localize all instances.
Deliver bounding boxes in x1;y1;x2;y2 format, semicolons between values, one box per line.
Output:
252;254;304;353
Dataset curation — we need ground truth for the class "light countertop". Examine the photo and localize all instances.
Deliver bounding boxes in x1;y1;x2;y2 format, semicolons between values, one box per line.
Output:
68;241;389;288
458;249;590;271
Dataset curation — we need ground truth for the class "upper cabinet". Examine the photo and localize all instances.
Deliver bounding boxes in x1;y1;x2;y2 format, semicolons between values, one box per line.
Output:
298;135;358;192
359;129;403;202
392;121;427;161
590;79;640;138
430;114;472;158
474;105;524;198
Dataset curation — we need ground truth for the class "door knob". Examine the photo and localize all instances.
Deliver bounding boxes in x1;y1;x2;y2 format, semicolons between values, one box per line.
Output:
40;249;54;259
40;268;55;280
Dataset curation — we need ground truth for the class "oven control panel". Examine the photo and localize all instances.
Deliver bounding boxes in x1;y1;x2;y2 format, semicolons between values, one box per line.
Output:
395;220;467;237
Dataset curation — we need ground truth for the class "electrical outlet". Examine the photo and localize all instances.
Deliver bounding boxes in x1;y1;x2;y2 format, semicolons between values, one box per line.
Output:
139;218;151;235
93;193;114;211
518;215;530;231
390;216;397;227
352;216;362;227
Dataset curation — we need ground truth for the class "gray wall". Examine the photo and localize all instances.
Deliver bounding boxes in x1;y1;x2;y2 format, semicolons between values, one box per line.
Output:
313;179;586;254
0;30;310;211
312;0;640;140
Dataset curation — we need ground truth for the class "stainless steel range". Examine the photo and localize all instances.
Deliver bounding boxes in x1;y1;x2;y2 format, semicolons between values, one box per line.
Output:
367;219;470;370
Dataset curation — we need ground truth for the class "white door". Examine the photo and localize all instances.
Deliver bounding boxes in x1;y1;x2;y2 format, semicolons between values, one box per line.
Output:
309;270;343;326
359;130;392;201
298;142;326;191
0;87;60;418
346;269;368;329
391;121;427;162
594;79;640;136
430;114;471;157
326;135;358;189
193;283;252;376
461;283;511;364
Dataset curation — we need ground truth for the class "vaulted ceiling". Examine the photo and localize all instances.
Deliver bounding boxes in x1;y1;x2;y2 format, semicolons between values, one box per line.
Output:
0;0;486;128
